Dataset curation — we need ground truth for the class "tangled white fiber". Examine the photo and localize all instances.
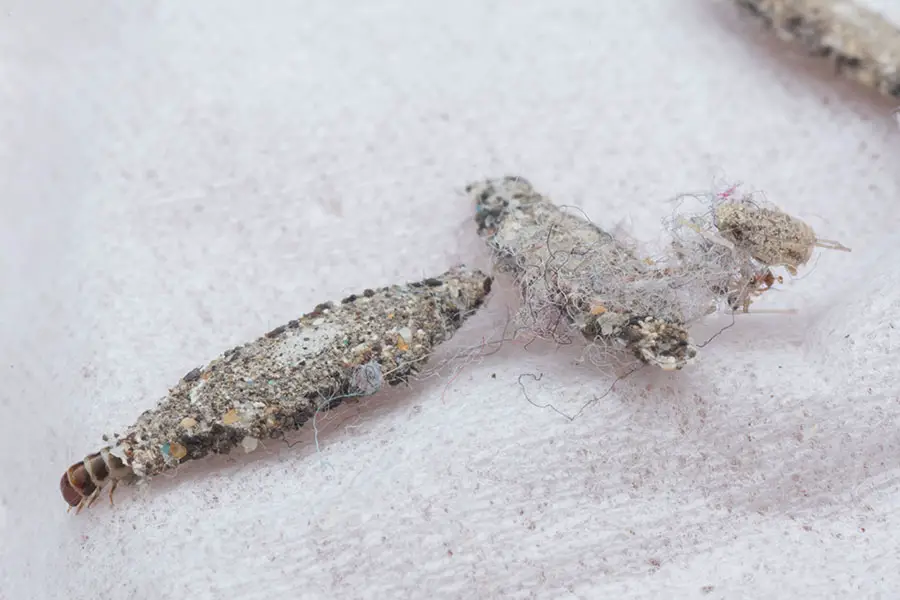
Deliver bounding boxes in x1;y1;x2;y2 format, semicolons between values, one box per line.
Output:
468;176;850;372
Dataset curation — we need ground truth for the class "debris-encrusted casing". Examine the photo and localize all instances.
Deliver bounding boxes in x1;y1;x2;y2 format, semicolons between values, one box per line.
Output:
735;0;900;99
469;175;698;371
715;202;817;272
83;267;492;482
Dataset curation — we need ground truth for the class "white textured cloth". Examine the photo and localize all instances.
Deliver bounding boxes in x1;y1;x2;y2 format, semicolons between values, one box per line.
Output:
2;1;899;598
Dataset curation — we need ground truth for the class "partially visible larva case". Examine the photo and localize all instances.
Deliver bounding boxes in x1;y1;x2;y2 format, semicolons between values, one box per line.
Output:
735;0;900;99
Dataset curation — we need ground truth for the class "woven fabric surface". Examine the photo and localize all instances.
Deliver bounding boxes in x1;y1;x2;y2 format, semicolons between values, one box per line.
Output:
2;1;899;598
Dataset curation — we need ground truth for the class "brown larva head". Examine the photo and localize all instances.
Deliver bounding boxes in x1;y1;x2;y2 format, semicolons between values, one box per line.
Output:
60;471;83;507
61;462;95;507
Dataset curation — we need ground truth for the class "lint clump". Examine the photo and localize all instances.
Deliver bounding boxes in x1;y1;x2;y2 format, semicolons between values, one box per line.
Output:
666;183;850;314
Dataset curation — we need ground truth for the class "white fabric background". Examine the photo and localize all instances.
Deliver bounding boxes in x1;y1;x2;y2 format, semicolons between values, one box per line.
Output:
2;1;899;598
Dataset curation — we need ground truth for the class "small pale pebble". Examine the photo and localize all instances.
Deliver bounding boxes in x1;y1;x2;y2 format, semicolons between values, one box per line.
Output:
241;437;259;453
179;417;197;429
